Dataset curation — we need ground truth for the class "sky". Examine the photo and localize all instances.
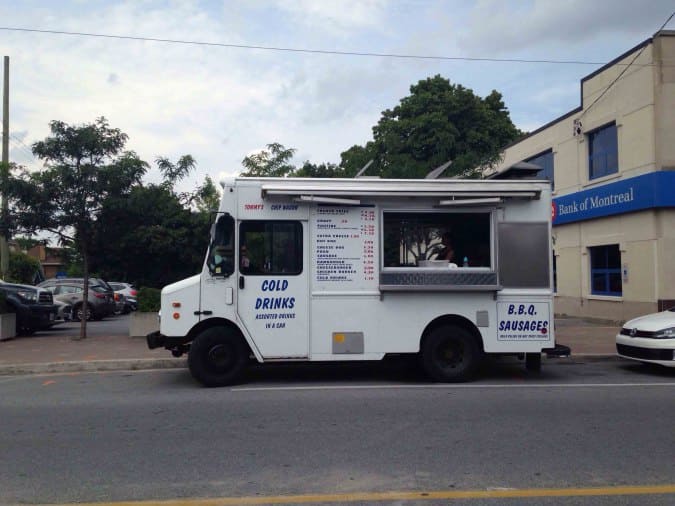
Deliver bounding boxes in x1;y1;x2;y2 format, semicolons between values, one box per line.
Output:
1;0;674;193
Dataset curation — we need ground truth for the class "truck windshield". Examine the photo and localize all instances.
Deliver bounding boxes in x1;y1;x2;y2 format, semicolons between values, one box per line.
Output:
206;214;235;277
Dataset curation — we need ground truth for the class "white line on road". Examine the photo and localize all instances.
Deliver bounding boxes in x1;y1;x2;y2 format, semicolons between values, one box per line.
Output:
232;382;675;392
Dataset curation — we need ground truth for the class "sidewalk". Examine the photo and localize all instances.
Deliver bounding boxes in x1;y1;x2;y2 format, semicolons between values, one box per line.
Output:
0;318;620;376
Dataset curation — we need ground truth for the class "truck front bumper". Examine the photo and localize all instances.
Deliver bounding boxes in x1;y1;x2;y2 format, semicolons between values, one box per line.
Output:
146;331;192;351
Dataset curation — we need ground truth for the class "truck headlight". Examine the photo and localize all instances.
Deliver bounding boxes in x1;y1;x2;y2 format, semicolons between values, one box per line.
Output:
17;290;37;303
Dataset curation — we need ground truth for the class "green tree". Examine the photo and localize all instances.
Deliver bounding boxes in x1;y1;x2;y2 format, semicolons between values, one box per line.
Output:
241;143;297;177
293;161;346;178
7;251;43;285
89;183;210;288
343;75;522;178
338;143;378;177
2;117;148;338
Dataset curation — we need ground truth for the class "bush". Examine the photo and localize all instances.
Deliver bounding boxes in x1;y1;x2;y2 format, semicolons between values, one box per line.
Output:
137;287;161;312
8;251;43;285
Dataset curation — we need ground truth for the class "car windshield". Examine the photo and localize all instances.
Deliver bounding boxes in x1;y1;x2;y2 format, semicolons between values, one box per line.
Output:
91;286;107;293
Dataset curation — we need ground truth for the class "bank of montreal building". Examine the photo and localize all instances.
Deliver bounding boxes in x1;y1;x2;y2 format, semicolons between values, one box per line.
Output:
486;30;675;321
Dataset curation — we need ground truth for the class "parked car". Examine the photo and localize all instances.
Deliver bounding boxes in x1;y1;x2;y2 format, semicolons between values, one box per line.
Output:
616;307;675;367
38;278;116;317
113;291;128;314
53;300;73;322
108;282;138;311
40;283;113;321
0;282;58;335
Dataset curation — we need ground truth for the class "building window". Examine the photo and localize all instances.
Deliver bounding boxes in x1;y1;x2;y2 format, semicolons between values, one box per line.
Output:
588;122;618;180
525;149;554;190
589;245;622;296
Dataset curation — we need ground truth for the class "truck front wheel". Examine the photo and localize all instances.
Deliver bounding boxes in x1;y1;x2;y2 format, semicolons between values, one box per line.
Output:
188;327;248;387
421;325;481;382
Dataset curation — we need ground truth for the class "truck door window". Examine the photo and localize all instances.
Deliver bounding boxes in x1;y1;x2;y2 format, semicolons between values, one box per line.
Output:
239;221;302;275
207;214;235;277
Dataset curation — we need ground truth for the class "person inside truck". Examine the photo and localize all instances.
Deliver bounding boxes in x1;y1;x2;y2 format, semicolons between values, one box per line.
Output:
436;232;455;262
240;245;252;273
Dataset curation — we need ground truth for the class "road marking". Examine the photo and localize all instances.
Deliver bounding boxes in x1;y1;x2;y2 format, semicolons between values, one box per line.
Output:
43;484;675;505
232;382;675;392
42;380;56;386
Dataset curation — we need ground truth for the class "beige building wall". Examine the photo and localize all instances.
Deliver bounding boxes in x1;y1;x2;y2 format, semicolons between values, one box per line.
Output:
493;31;675;322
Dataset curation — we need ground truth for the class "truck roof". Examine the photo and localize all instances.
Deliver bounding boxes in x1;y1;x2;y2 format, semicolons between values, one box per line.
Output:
226;177;550;204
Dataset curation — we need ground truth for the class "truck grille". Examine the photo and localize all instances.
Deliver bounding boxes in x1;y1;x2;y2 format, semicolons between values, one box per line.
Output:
619;328;655;338
38;292;53;304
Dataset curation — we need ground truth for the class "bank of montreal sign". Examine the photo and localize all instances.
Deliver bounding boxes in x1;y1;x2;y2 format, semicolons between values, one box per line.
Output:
552;171;675;226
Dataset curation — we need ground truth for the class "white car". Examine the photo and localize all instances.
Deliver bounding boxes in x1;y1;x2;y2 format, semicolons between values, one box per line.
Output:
616;308;675;367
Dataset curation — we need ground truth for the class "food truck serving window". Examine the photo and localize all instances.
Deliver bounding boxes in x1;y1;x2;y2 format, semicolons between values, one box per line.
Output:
383;212;492;268
239;221;302;276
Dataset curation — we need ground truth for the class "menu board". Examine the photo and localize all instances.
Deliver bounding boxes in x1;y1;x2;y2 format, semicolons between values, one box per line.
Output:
312;206;378;290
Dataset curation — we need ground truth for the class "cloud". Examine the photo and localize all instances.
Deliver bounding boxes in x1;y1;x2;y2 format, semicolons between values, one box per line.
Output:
271;0;389;34
457;0;675;56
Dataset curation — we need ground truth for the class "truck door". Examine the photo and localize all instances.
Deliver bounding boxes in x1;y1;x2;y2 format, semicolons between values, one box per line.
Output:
237;220;309;358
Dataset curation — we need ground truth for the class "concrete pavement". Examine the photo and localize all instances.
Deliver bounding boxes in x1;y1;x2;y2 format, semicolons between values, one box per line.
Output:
0;316;621;376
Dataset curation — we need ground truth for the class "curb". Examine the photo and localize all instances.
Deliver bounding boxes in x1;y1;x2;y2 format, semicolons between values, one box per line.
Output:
0;354;621;376
0;358;187;376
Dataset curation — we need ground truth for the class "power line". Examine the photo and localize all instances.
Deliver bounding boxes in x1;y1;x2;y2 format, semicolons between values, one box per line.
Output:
582;10;675;116
0;25;663;67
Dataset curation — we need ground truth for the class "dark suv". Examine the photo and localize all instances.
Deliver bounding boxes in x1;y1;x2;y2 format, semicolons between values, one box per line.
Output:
38;278;116;318
0;282;58;335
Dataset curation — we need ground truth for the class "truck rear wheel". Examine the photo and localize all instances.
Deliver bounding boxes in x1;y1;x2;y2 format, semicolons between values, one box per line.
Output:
421;325;481;382
188;327;248;387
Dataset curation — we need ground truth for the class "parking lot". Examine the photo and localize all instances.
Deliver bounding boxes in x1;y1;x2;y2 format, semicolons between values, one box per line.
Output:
33;312;131;338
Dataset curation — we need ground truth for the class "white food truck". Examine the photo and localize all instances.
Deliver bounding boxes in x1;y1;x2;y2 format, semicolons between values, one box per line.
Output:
147;177;567;386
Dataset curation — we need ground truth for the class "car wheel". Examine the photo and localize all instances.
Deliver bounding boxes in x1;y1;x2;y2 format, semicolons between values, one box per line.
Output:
73;304;93;322
188;327;248;387
421;324;482;382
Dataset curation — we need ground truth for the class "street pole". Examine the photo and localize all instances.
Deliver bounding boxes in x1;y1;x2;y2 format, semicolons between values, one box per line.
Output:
1;55;9;279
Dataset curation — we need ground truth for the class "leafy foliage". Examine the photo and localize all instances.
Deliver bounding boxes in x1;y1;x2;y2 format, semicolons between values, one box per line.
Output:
1;117;148;338
293;161;347;178
241;143;296;177
88;184;211;288
341;75;522;178
8;251;43;285
137;287;161;312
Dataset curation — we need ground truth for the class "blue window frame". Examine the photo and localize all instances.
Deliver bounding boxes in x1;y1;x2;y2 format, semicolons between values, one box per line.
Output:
525;149;554;190
590;245;622;296
588;122;618;180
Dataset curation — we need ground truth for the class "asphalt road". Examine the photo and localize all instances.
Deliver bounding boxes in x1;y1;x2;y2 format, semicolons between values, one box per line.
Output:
1;359;674;505
39;312;131;338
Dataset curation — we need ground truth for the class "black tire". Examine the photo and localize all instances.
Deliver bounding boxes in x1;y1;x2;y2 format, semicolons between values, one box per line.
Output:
72;304;93;322
525;353;542;373
421;325;482;382
188;327;248;387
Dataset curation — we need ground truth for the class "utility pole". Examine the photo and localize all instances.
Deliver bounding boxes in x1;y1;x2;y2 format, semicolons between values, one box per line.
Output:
1;55;9;279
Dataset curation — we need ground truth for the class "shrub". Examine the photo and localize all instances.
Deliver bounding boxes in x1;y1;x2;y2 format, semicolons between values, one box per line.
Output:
137;287;161;312
8;251;43;285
